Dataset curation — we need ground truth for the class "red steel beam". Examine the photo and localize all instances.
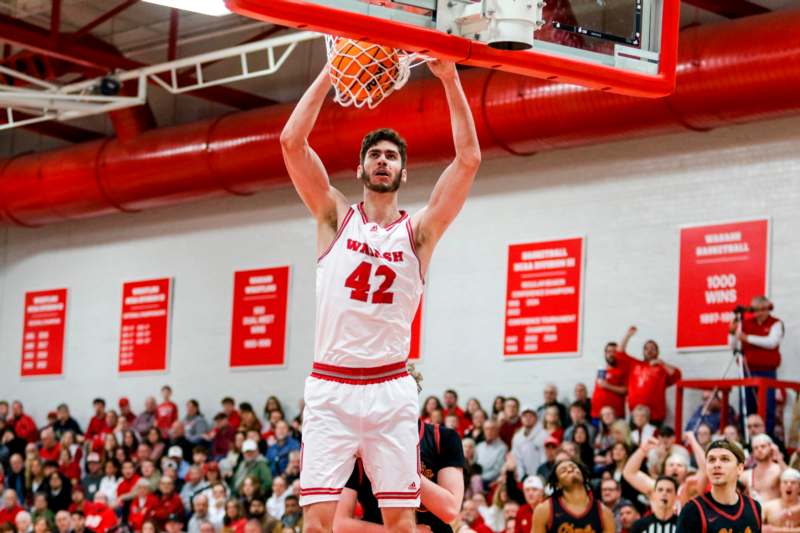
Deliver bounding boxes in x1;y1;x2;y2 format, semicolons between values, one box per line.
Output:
168;9;179;61
72;0;141;39
682;0;769;18
50;0;61;38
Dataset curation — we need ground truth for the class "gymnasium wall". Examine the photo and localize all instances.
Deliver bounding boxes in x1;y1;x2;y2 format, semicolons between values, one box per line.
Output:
1;115;799;429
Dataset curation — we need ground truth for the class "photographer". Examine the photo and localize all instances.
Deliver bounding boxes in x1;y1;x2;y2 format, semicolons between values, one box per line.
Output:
729;295;785;433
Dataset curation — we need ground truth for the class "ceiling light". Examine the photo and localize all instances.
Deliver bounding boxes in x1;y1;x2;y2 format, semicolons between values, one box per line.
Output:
142;0;232;16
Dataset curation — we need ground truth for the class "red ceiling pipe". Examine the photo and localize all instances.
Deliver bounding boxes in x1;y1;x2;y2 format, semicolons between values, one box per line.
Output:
1;10;800;227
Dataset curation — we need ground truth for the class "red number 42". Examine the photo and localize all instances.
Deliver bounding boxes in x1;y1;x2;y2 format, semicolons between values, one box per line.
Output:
345;261;396;304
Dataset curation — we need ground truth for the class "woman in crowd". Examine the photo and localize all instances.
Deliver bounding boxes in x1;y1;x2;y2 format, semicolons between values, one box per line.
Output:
541;406;564;443
121;430;140;458
221;498;246;533
183;400;211;444
26;458;46;498
466;409;487;444
570;423;595;469
492;396;506;420
144;428;165;463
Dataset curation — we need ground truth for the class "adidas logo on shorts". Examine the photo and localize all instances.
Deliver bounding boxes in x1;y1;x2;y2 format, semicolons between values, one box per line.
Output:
407;481;416;490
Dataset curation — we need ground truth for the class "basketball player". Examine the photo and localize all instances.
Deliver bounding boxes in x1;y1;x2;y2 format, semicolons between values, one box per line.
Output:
763;468;800;532
629;476;678;533
623;434;707;508
531;459;615;533
677;440;762;533
333;420;465;533
280;56;480;533
741;433;786;503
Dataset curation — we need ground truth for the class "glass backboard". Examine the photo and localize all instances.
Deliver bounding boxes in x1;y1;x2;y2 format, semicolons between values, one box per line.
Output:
226;0;679;97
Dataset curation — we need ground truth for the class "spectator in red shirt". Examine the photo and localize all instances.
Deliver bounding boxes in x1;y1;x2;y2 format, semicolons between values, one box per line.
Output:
10;402;38;443
150;476;185;529
85;494;118;533
499;397;522;448
39;428;61;463
118;398;136;426
128;480;159;532
0;489;24;524
591;340;630;421
460;499;493;533
85;399;108;441
618;326;682;426
68;486;93;515
157;386;179;437
442;389;471;436
221;398;241;430
115;460;140;509
210;414;235;459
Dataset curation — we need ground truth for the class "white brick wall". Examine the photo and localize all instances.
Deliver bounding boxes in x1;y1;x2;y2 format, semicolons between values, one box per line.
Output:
1;115;798;429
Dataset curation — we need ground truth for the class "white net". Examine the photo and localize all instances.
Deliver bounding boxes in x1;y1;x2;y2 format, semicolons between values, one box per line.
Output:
324;35;427;110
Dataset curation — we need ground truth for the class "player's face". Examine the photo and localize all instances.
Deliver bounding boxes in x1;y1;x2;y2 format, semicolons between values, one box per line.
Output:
555;461;584;488
359;140;406;193
781;478;800;499
705;448;743;486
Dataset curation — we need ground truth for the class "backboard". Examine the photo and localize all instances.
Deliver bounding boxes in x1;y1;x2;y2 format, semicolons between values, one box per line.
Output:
225;0;679;98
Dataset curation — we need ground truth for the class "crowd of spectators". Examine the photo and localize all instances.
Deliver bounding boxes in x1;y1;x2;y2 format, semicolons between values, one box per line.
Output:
0;323;793;533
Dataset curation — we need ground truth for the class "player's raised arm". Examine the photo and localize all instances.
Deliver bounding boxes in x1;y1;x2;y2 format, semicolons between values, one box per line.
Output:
280;66;348;225
413;60;481;250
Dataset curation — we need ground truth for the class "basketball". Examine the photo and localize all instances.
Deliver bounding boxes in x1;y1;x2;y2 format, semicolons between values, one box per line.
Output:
329;39;400;104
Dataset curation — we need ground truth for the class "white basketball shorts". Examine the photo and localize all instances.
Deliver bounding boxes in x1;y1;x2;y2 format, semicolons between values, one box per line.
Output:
298;361;421;508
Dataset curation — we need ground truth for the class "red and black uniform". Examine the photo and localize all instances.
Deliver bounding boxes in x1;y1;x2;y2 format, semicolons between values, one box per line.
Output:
545;492;605;533
591;354;630;419
344;422;464;533
741;315;782;371
677;491;761;533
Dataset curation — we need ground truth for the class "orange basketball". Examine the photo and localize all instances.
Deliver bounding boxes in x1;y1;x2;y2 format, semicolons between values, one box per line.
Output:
329;39;400;104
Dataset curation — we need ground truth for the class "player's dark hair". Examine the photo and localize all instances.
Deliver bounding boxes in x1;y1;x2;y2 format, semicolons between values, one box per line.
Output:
93;398;105;406
655;475;679;491
605;341;618;350
706;439;746;464
445;389;458;398
361;128;407;168
546;459;592;496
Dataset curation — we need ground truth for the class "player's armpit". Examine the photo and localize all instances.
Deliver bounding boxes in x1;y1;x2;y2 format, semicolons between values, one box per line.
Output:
600;505;616;533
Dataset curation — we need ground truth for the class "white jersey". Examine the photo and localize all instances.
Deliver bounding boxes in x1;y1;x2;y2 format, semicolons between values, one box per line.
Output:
315;202;424;368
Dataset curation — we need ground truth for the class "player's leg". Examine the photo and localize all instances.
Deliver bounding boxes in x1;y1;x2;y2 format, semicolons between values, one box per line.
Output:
299;376;361;532
302;501;337;533
361;374;421;533
380;507;416;533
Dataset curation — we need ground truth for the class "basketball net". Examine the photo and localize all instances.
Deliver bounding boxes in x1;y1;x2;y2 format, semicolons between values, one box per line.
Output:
324;35;427;110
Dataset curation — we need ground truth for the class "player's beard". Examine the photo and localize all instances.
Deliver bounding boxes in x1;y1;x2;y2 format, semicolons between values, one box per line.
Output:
360;168;402;193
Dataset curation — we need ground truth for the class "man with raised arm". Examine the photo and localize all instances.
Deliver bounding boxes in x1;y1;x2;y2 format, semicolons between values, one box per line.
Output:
623;433;707;508
280;58;481;533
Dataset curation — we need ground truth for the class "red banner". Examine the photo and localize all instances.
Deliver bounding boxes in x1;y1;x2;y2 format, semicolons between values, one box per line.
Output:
21;289;68;377
503;237;584;358
676;218;770;350
118;278;172;372
408;300;423;361
230;266;290;368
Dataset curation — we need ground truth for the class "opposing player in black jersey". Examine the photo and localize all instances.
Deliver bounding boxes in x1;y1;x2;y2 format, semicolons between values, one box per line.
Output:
532;459;615;533
630;476;678;533
333;419;465;533
677;440;762;533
